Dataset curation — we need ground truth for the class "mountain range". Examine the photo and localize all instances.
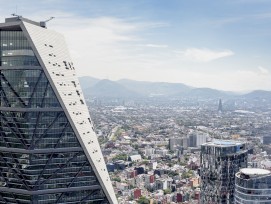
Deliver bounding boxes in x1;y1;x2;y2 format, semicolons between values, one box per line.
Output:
79;76;271;101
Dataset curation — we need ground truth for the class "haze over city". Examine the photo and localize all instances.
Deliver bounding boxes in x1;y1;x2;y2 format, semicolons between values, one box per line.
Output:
1;0;270;91
1;1;271;204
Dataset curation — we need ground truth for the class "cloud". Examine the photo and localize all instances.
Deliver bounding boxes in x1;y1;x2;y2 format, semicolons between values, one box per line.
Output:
208;17;244;26
258;66;269;75
22;13;268;91
145;44;168;48
36;13;171;77
178;48;234;62
0;7;269;91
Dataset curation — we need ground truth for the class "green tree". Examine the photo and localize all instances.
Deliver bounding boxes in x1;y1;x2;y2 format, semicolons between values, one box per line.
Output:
112;154;127;161
182;172;192;179
163;188;172;194
138;196;150;204
112;177;121;182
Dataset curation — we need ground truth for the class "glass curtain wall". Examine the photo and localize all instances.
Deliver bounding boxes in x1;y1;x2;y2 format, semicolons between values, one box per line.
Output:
0;31;108;203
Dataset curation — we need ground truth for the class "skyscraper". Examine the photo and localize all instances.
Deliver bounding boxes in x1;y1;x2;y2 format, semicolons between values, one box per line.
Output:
0;17;117;203
200;140;248;204
218;98;223;112
235;168;271;203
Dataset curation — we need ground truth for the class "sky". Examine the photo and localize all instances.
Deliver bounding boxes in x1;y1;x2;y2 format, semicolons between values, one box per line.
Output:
0;0;271;91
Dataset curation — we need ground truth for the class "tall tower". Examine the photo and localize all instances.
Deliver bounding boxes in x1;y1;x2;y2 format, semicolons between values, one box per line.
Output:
200;140;248;204
235;168;271;203
0;17;117;203
218;98;223;112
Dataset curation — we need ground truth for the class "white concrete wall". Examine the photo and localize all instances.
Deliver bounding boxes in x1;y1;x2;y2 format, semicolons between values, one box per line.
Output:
21;21;117;204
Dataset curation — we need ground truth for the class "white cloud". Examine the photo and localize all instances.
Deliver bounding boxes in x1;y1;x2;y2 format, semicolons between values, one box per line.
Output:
258;66;269;75
27;14;269;91
178;48;234;62
145;44;168;48
0;9;269;91
40;14;171;77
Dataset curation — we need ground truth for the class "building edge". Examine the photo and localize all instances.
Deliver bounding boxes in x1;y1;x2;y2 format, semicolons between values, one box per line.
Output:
15;19;118;203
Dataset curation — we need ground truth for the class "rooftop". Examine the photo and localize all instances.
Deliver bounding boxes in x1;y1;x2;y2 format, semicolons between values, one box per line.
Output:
0;16;50;29
202;140;244;147
240;168;271;177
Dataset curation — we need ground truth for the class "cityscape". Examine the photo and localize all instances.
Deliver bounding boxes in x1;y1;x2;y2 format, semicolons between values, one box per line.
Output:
83;81;271;203
1;0;271;204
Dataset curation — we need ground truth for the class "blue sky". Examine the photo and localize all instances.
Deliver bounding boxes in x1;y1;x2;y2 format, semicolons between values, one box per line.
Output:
1;0;271;91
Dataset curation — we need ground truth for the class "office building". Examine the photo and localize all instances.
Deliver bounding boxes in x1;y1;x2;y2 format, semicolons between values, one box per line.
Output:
200;140;248;204
263;135;271;145
169;137;189;151
169;138;182;151
235;168;271;203
218;99;223;112
188;132;208;147
0;17;117;203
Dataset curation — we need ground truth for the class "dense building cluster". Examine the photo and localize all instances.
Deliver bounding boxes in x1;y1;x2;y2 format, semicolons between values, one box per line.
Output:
86;96;271;203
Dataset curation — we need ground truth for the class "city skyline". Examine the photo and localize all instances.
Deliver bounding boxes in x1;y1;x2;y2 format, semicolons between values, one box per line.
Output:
0;0;270;91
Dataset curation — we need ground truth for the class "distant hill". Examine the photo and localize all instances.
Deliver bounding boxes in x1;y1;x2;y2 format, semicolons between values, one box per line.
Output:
83;79;141;98
79;76;271;101
243;90;271;100
117;79;192;97
180;88;229;99
78;76;100;90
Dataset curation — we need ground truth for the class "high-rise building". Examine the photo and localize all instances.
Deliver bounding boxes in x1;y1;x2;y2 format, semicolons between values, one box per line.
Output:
0;17;117;203
218;98;223;112
188;132;208;147
200;140;248;204
169;138;182;151
235;168;271;203
188;134;197;147
262;135;271;145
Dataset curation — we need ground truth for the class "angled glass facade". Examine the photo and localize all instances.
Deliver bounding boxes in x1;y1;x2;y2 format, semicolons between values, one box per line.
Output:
200;141;248;204
0;31;39;67
0;18;115;204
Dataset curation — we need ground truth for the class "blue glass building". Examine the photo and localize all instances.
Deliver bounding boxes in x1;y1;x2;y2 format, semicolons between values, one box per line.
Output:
200;140;248;204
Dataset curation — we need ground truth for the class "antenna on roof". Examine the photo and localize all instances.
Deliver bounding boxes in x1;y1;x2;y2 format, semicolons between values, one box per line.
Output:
11;13;22;19
40;17;55;28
